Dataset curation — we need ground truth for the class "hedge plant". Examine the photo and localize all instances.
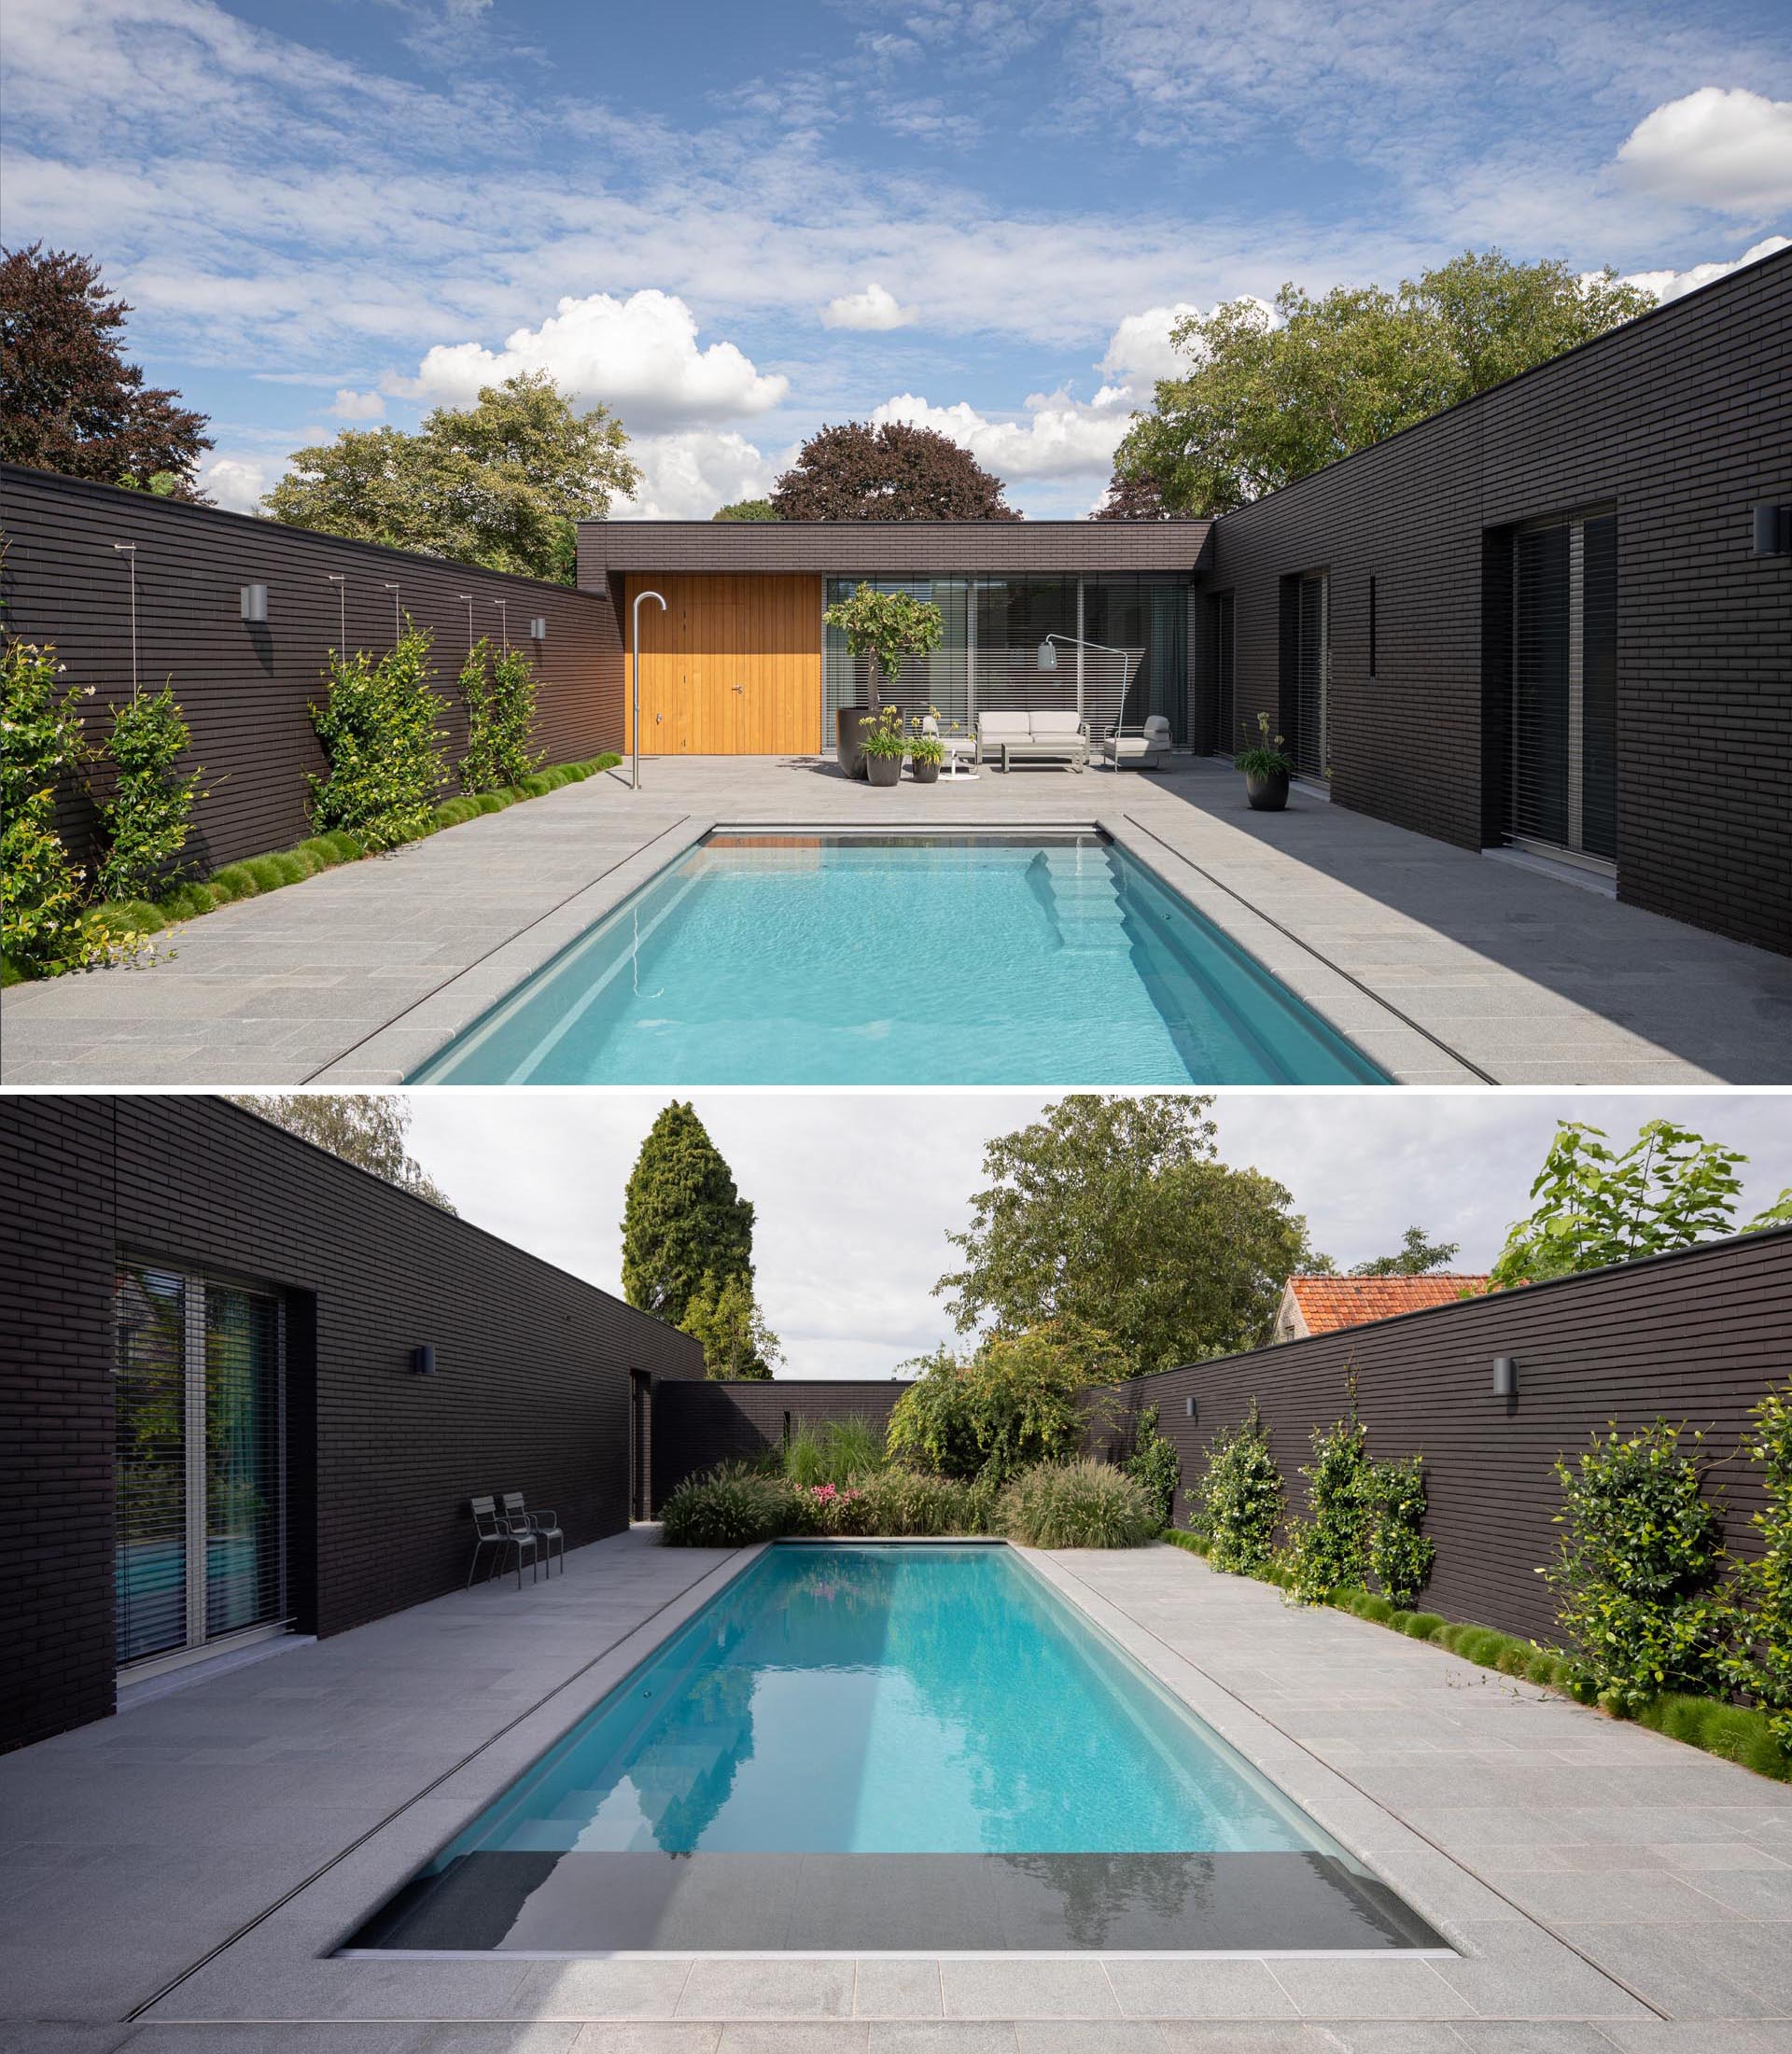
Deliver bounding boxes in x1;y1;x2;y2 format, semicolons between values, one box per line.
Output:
1124;1405;1181;1529
1369;1453;1435;1608
1196;1399;1282;1573
1724;1382;1792;1754
309;622;446;848
458;637;543;794
1280;1397;1373;1604
95;685;205;902
1544;1418;1728;1714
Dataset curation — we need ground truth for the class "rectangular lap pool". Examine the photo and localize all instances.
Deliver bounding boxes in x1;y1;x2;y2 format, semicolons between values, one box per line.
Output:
344;1544;1443;1955
409;831;1389;1085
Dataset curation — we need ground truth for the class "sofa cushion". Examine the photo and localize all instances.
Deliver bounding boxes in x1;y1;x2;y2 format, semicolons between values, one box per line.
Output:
977;710;1029;736
1029;710;1083;735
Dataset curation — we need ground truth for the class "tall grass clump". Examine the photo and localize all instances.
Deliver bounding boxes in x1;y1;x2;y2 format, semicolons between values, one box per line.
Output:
1000;1461;1159;1549
659;1464;798;1547
786;1417;884;1489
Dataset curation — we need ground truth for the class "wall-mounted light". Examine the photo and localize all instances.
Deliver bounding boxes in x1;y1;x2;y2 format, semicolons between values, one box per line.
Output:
528;616;547;641
1184;1395;1197;1419
240;583;268;623
1491;1354;1518;1399
411;1344;436;1377
1751;504;1791;557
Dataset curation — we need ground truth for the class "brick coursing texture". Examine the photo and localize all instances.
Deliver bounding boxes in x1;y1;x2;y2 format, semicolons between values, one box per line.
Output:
1197;245;1792;956
651;1379;906;1512
0;467;627;878
0;1096;702;1753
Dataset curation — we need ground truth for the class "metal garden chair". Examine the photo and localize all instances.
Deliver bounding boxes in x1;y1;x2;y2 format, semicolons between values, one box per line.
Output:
468;1493;537;1588
501;1490;565;1578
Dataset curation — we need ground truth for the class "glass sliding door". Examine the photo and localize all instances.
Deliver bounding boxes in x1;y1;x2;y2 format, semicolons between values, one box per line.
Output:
114;1263;286;1673
1207;591;1237;753
1085;577;1191;742
823;576;968;746
1511;511;1617;864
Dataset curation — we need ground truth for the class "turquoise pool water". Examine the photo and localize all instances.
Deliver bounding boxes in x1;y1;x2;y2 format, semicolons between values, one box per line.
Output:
348;1544;1439;1954
410;832;1388;1086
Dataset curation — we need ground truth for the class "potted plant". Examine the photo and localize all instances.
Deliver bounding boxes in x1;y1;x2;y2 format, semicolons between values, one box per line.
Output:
1236;711;1294;811
907;709;945;785
822;583;945;776
859;705;907;787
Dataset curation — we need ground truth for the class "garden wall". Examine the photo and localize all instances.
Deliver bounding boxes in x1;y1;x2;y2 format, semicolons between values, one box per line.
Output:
0;1095;702;1753
1102;1226;1792;1642
651;1379;906;1512
1196;243;1792;955
0;467;626;876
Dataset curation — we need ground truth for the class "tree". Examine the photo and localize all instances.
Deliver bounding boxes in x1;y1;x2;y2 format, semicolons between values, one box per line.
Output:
0;244;211;496
822;582;944;702
230;1094;455;1210
263;371;639;583
1113;250;1655;517
1091;468;1172;521
771;420;1020;521
888;1320;1124;1483
679;1271;781;1379
1351;1226;1460;1277
621;1101;755;1327
713;498;778;522
1488;1119;1792;1290
936;1095;1316;1369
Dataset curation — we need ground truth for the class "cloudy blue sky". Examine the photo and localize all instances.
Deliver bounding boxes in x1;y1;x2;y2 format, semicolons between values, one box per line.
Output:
4;1;1788;518
403;1091;1792;1378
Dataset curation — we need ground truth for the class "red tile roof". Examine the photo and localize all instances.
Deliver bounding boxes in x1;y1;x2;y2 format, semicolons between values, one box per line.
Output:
1284;1274;1491;1334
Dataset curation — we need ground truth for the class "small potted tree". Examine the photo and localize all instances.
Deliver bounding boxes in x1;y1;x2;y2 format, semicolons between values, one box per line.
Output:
822;582;945;775
1236;712;1294;811
858;704;907;787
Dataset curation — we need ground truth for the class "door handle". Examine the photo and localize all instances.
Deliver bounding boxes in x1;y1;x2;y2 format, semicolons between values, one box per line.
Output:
733;682;745;693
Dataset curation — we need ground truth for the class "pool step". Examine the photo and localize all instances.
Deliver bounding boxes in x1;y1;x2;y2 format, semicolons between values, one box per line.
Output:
1031;852;1134;953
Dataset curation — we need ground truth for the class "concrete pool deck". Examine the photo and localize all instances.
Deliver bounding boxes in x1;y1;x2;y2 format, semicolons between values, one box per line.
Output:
3;1527;1789;2053
4;756;1789;1086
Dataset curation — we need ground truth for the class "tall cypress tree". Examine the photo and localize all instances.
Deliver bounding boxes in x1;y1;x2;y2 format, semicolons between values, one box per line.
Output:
621;1102;755;1326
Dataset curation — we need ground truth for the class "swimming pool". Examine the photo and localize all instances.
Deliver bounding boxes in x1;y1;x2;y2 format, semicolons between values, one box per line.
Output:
345;1544;1442;1953
410;831;1388;1085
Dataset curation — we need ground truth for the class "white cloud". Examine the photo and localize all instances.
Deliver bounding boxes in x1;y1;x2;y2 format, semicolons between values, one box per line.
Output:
820;281;915;331
199;455;268;512
1617;88;1792;216
329;387;385;420
616;429;779;520
1616;234;1792;304
401;289;790;430
871;391;1128;482
1096;296;1277;401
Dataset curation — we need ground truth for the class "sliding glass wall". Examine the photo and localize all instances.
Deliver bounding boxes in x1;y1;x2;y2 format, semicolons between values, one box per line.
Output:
823;573;1190;750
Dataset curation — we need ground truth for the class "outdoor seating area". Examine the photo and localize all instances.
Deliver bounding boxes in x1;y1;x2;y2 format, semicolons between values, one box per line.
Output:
975;706;1091;771
467;1491;564;1587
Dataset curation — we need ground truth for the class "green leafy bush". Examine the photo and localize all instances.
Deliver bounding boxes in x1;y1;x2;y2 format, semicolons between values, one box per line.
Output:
458;638;543;793
888;1323;1113;1484
1;637;122;976
1369;1453;1435;1607
309;623;446;848
660;1464;800;1546
94;685;204;901
1000;1460;1159;1549
856;1466;994;1536
1724;1382;1792;1754
1280;1400;1373;1604
1124;1405;1181;1529
1196;1399;1283;1574
1545;1419;1729;1714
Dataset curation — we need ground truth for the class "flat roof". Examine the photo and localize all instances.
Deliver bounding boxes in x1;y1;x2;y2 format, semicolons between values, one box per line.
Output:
578;518;1213;582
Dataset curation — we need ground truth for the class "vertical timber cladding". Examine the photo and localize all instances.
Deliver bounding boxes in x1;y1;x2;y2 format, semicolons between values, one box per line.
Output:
624;572;823;755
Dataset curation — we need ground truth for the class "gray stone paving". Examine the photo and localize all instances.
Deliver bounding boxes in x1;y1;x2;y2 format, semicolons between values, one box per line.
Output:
4;1530;1790;2053
4;757;1787;1085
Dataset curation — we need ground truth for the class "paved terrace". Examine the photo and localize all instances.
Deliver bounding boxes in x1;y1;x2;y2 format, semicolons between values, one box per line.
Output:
4;757;1789;1085
3;1527;1789;2054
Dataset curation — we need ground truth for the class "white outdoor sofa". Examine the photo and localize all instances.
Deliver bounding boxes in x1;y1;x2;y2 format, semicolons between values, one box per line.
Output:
975;708;1090;773
1100;714;1173;771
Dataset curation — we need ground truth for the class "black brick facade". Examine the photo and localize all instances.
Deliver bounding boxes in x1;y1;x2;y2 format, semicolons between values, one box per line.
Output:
650;1379;906;1511
0;1096;701;1753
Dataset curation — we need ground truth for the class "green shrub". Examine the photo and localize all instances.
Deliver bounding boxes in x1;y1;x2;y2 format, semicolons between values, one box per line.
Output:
1356;1592;1395;1624
786;1417;884;1490
1368;1453;1435;1607
1404;1611;1445;1639
1635;1692;1790;1782
208;863;259;901
91;898;164;939
857;1466;994;1536
888;1323;1115;1484
0;636;119;974
1281;1400;1373;1604
1545;1418;1729;1715
1723;1381;1792;1756
1196;1398;1283;1574
459;638;543;793
94;685;204;901
660;1464;800;1546
1124;1405;1181;1529
999;1460;1159;1549
309;623;446;848
1162;1527;1209;1557
155;882;216;920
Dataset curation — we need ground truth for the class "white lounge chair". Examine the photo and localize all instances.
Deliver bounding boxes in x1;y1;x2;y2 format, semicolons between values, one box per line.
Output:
922;712;977;779
1101;714;1173;771
975;708;1089;773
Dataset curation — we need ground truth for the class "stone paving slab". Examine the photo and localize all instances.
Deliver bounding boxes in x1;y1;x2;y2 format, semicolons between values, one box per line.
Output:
6;757;1788;1085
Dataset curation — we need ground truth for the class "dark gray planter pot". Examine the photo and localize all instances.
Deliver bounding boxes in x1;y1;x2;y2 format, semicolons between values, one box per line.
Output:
910;757;941;784
1245;769;1290;811
865;752;903;788
835;705;868;778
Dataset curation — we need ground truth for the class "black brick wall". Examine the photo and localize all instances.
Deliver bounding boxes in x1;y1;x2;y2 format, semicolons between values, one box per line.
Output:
0;467;626;877
1196;245;1792;954
651;1380;906;1511
0;1096;702;1752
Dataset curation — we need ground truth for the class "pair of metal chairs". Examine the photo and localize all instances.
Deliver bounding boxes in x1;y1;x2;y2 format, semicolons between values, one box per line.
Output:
467;1492;565;1589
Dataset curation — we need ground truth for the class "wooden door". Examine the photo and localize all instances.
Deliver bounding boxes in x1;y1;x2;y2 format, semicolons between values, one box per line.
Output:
624;574;821;755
